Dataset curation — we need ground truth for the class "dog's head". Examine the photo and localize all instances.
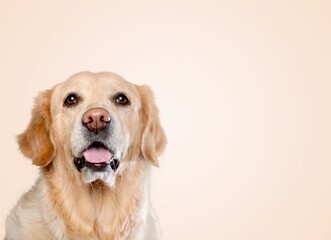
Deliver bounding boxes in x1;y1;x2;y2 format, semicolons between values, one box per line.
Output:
18;72;166;186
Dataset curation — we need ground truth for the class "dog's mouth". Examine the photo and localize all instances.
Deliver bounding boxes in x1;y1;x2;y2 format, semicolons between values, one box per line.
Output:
74;141;119;172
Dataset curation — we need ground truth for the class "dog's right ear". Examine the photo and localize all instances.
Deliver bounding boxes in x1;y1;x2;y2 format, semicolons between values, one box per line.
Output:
17;90;55;166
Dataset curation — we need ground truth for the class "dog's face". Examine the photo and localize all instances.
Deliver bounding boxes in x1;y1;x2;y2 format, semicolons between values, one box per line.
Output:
18;72;166;186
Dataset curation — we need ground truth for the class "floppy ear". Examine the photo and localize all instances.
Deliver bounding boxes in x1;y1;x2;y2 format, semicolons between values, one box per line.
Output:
17;90;55;166
138;85;167;167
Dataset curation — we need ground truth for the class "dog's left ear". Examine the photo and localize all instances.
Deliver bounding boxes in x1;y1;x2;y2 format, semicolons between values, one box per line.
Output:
138;85;167;167
17;90;55;167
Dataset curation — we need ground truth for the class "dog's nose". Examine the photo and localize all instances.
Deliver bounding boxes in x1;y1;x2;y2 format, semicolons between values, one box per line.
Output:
82;108;111;132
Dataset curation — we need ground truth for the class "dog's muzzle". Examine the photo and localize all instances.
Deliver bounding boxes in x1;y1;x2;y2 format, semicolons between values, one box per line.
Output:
74;108;120;173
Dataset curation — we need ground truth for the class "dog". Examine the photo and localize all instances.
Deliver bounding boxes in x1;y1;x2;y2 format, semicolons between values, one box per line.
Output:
5;72;167;240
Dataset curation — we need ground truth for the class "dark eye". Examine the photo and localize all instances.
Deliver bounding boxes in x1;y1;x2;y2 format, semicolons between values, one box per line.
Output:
115;93;130;106
64;93;79;107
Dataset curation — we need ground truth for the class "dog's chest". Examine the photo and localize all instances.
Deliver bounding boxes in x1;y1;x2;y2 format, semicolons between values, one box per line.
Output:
58;186;143;240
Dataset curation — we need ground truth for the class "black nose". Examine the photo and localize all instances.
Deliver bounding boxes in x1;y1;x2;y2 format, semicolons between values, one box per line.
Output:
82;108;111;132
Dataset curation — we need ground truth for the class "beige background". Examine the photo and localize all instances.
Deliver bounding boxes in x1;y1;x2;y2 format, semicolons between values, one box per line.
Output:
1;0;331;239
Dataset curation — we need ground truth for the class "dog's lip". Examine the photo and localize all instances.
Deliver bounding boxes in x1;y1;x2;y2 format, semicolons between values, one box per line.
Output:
84;160;111;171
73;154;120;172
73;141;121;172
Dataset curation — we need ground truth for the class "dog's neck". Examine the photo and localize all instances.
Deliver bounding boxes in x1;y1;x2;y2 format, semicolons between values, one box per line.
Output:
42;154;150;239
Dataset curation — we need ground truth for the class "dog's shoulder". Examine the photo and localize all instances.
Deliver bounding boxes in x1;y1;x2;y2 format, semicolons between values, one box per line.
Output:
5;177;62;240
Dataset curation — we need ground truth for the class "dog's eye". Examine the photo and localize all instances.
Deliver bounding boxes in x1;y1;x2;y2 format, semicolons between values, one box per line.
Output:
64;93;79;107
115;93;130;106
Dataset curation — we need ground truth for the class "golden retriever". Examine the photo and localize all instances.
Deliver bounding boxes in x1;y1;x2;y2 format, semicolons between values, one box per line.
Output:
5;72;167;240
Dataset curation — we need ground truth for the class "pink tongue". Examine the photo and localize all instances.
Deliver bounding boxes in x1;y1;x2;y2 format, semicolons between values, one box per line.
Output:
83;147;112;163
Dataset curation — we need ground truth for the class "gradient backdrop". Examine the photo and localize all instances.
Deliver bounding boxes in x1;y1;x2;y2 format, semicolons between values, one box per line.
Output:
1;1;331;239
